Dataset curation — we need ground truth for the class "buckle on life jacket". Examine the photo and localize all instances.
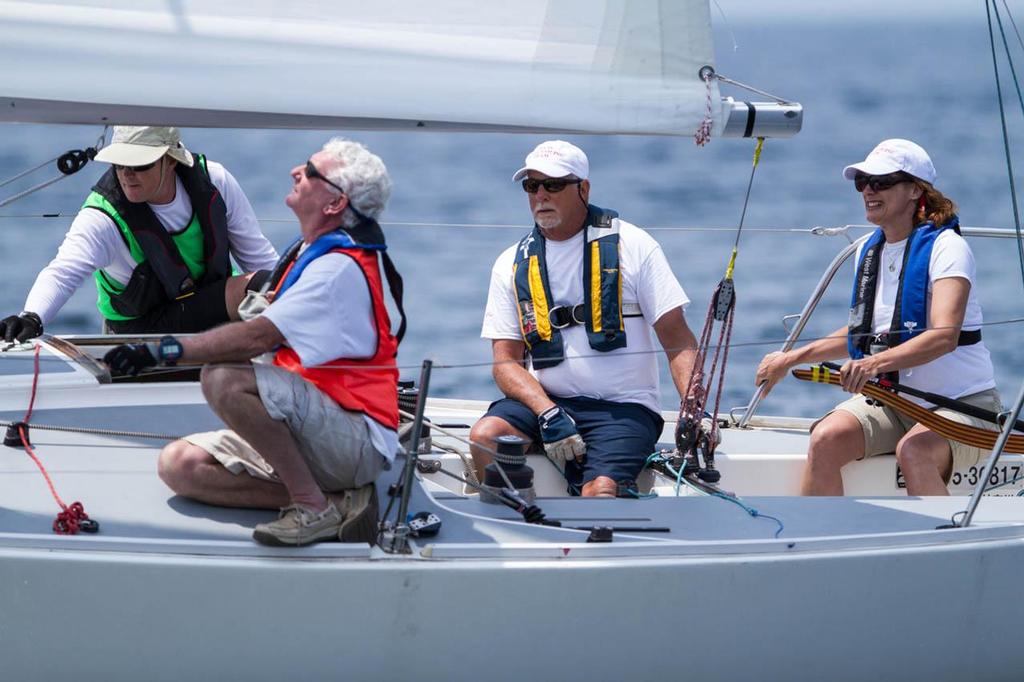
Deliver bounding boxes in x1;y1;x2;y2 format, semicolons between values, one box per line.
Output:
549;304;586;329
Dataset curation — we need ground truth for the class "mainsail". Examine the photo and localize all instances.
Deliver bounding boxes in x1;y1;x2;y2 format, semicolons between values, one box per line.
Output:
0;0;799;137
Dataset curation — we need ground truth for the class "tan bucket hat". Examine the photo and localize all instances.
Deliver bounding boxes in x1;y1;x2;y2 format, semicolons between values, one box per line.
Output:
94;126;194;168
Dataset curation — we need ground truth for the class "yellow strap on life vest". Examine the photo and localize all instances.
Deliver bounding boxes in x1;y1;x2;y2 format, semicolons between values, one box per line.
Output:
527;255;552;342
617;242;624;331
590;241;602;332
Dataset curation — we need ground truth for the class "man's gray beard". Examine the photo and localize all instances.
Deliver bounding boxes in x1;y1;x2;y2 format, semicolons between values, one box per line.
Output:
534;213;560;231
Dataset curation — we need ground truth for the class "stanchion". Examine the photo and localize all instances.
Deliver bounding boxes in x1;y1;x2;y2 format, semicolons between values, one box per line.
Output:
957;381;1024;528
380;359;433;554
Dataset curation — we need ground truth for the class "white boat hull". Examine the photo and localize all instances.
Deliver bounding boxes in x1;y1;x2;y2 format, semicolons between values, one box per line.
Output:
2;520;1022;681
1;340;1021;680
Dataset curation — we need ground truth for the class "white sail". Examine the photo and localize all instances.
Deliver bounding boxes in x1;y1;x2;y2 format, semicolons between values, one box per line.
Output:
0;0;731;136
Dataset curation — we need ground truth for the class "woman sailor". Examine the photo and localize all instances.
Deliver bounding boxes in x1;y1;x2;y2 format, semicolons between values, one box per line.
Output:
755;139;1000;496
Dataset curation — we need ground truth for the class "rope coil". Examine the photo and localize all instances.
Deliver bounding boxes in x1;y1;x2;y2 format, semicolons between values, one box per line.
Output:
16;345;98;534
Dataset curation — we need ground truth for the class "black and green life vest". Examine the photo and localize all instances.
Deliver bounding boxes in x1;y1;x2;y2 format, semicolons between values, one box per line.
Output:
512;204;626;369
83;154;230;321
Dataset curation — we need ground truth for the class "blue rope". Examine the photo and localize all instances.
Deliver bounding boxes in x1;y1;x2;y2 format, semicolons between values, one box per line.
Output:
708;491;785;539
647;452;685;495
647;452;784;538
622;487;659;500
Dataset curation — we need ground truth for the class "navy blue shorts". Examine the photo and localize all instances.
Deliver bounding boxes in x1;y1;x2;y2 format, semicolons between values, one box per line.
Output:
484;395;664;494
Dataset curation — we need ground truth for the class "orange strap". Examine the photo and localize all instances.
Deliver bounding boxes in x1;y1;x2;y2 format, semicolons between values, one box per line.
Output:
792;366;1024;453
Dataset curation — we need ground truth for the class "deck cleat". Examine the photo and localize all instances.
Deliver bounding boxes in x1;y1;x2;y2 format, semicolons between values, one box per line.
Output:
3;421;29;448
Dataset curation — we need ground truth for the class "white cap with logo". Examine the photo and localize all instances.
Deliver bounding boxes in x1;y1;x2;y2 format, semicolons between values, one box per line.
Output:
94;126;195;168
512;140;589;181
842;138;935;184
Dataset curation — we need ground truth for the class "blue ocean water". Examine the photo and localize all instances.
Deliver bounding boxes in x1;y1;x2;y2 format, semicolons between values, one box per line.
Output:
0;17;1022;418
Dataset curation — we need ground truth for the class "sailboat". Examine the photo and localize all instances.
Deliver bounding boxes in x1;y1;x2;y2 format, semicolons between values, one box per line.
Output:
1;2;1023;680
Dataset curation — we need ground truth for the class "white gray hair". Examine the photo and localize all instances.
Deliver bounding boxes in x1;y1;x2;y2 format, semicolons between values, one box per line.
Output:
320;137;392;228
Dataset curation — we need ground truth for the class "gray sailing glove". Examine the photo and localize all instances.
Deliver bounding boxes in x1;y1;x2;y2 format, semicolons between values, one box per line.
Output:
538;406;586;465
701;413;722;447
0;311;43;343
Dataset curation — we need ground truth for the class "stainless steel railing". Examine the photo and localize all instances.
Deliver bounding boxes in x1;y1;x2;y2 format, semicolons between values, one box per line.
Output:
733;226;1022;428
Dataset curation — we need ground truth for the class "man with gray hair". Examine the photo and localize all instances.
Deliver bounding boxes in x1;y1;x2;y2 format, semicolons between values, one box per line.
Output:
0;125;279;341
103;137;406;546
471;140;698;498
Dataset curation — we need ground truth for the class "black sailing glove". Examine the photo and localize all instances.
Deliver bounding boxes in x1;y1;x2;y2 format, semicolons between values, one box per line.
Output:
103;343;158;377
0;312;43;343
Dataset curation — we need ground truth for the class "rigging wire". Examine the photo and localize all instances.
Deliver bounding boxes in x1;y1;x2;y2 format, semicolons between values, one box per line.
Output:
677;138;765;483
8;315;1024;374
986;0;1024;292
712;74;793;104
710;0;740;53
0;128;108;210
4;212;1024;243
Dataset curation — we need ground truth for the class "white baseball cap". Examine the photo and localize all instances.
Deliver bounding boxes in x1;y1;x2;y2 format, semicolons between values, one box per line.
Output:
94;126;194;168
512;140;589;181
842;138;935;184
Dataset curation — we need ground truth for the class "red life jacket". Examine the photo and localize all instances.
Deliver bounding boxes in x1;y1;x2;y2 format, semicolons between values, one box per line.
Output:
272;246;399;430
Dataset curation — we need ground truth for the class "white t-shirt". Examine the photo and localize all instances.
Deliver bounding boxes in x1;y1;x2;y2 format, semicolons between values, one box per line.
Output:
482;220;689;414
261;251;398;463
855;229;996;402
24;161;280;323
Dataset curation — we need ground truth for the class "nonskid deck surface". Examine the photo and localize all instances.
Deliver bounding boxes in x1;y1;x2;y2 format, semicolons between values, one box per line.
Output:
0;392;1021;554
2;425;1018;553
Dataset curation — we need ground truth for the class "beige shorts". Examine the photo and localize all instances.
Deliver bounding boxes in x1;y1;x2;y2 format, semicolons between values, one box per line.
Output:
818;388;1003;471
185;363;387;492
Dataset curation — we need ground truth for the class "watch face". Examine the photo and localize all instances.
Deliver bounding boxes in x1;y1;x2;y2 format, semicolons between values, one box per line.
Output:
160;335;182;362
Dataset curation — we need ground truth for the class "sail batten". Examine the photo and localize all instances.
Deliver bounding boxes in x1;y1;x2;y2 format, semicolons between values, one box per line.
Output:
0;0;783;137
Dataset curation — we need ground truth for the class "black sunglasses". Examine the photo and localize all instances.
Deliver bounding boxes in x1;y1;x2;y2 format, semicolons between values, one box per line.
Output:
854;172;911;193
305;160;347;195
522;177;583;194
114;160;159;173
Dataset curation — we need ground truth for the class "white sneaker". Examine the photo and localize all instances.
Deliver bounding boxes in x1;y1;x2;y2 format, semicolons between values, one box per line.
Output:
252;502;344;547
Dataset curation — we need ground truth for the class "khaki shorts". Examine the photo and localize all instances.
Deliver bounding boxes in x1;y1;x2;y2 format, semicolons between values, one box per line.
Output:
817;388;1003;471
185;363;387;492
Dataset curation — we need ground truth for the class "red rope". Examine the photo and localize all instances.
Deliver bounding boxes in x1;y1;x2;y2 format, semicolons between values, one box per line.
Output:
17;345;94;534
694;72;714;147
23;344;40;422
680;280;736;456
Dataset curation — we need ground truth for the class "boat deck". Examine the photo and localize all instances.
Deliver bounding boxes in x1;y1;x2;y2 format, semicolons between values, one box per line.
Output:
0;360;1021;559
3;420;1022;560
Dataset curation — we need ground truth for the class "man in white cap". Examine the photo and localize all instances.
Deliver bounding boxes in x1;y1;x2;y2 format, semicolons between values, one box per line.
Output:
469;140;699;497
0;125;279;342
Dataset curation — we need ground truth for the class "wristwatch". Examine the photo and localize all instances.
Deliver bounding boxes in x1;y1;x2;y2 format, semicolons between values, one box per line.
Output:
158;335;184;365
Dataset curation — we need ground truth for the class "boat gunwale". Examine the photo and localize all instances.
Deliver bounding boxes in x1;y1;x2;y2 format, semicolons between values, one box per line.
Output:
4;508;1023;562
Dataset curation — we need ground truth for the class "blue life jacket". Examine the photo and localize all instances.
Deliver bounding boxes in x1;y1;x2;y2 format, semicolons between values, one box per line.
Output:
512;205;626;369
847;217;960;359
275;231;383;296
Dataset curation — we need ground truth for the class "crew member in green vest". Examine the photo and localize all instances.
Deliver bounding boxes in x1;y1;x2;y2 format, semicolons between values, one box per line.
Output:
0;126;279;342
